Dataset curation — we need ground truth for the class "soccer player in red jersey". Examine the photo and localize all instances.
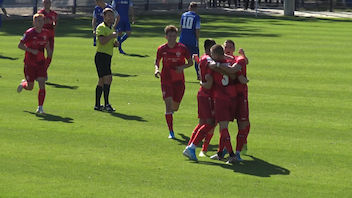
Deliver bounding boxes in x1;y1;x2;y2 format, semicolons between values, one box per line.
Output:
16;13;53;114
38;0;57;64
183;39;216;161
202;44;240;164
154;25;193;139
223;39;251;157
207;43;250;163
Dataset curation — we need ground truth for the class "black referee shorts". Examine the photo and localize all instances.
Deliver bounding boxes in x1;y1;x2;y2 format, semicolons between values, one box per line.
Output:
95;52;112;78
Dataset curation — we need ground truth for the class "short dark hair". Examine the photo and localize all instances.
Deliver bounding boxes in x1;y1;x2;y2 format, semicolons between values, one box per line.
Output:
210;44;224;56
204;39;216;50
103;8;114;16
164;25;178;35
224;39;235;47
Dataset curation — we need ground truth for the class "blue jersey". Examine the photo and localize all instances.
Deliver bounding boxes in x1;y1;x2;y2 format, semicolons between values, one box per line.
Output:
111;0;133;22
93;4;115;29
179;11;201;48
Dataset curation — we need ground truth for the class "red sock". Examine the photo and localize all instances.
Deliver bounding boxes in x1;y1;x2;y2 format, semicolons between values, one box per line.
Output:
38;89;46;106
192;124;213;146
165;113;173;132
22;81;29;90
202;128;214;151
236;125;250;152
219;128;233;154
188;123;202;145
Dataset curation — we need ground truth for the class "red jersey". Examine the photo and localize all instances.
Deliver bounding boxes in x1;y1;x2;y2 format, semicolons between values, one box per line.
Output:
156;42;191;84
20;28;50;66
233;56;248;95
212;58;237;99
38;9;57;33
198;54;213;97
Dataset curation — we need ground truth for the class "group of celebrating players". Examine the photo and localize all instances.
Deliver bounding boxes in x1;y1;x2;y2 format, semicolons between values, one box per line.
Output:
13;0;251;164
155;3;251;164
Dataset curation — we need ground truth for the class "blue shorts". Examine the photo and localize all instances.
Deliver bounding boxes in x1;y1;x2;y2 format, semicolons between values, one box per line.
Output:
116;20;131;32
184;44;199;56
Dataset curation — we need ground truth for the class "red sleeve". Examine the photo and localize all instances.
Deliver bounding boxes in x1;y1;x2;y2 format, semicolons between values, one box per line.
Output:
20;29;31;44
156;47;162;62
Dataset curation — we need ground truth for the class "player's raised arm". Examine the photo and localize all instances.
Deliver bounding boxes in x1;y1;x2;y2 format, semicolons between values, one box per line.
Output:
239;48;249;64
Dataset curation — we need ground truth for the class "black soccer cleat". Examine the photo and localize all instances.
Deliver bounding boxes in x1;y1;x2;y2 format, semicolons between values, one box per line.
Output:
104;104;116;112
94;105;104;111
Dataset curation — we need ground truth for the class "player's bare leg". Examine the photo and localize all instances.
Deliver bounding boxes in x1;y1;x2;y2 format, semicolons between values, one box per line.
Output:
36;77;46;114
164;97;175;139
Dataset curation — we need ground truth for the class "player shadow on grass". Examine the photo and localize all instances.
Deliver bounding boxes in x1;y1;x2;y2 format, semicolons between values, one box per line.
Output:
123;53;149;58
108;112;147;122
175;133;219;151
111;73;138;78
197;155;290;177
24;111;74;123
0;54;18;60
46;82;79;89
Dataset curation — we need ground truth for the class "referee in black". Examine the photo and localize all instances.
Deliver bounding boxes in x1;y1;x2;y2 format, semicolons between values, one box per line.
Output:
94;8;119;112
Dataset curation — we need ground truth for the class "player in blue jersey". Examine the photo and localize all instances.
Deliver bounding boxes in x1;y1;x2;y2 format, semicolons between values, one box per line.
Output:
92;0;119;46
0;0;9;29
111;0;135;54
179;2;200;80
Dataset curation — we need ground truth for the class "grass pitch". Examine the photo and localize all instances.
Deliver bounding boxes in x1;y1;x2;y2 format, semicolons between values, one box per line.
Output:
0;13;351;198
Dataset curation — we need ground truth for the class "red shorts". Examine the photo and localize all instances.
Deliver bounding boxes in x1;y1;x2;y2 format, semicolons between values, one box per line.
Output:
214;97;236;123
24;64;47;82
232;93;249;121
197;93;214;120
161;81;185;103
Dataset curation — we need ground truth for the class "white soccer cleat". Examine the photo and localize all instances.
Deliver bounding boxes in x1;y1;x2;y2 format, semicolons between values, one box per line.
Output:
183;146;198;161
210;154;222;160
199;150;207;157
36;106;45;114
17;79;26;93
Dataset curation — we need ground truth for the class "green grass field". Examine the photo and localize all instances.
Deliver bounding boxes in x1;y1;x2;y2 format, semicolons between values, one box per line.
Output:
0;13;351;197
